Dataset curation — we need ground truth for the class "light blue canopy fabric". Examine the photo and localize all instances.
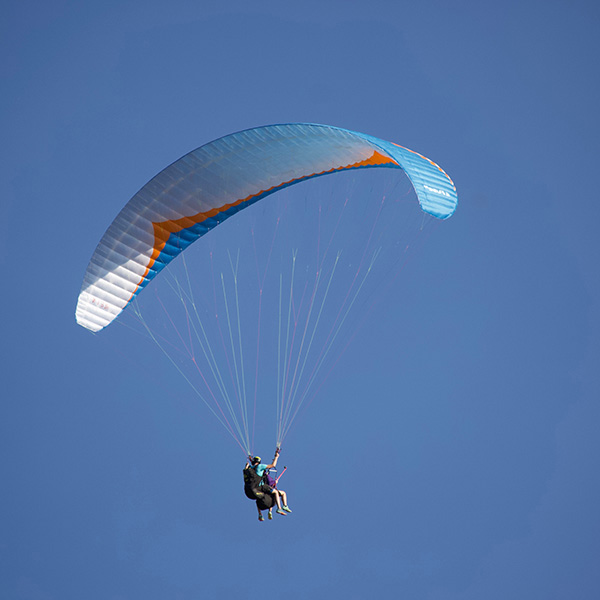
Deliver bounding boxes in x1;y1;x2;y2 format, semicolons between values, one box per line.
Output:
76;123;458;332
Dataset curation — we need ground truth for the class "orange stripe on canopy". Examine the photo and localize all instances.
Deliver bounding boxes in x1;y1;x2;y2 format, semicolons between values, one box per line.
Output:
129;150;397;301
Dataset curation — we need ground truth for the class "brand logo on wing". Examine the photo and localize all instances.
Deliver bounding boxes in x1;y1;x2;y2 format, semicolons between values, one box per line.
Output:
423;184;452;198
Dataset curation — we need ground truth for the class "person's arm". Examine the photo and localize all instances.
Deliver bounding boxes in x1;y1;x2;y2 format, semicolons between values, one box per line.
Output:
265;448;281;470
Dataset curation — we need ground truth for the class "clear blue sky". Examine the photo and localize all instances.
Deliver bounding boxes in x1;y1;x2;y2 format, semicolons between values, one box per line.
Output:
2;1;599;598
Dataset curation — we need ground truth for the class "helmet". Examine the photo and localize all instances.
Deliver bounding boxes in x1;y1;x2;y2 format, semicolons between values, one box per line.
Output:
252;456;261;465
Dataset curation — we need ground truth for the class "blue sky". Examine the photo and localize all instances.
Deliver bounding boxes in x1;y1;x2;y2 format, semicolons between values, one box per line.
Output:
2;1;599;598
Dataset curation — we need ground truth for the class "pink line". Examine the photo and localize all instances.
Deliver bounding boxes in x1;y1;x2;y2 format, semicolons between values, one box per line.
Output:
295;195;385;403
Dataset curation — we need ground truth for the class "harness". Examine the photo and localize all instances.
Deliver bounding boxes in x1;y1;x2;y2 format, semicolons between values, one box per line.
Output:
243;464;287;501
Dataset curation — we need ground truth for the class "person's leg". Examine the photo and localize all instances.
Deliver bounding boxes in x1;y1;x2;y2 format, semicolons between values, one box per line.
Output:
274;491;286;515
279;489;292;512
257;504;264;521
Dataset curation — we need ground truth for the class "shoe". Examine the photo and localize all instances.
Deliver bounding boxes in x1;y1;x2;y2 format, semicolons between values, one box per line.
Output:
258;514;264;521
276;509;286;516
268;511;273;520
282;505;292;513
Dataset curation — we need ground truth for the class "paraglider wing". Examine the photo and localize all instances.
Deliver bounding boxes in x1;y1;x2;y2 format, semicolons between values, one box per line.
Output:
76;123;457;332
